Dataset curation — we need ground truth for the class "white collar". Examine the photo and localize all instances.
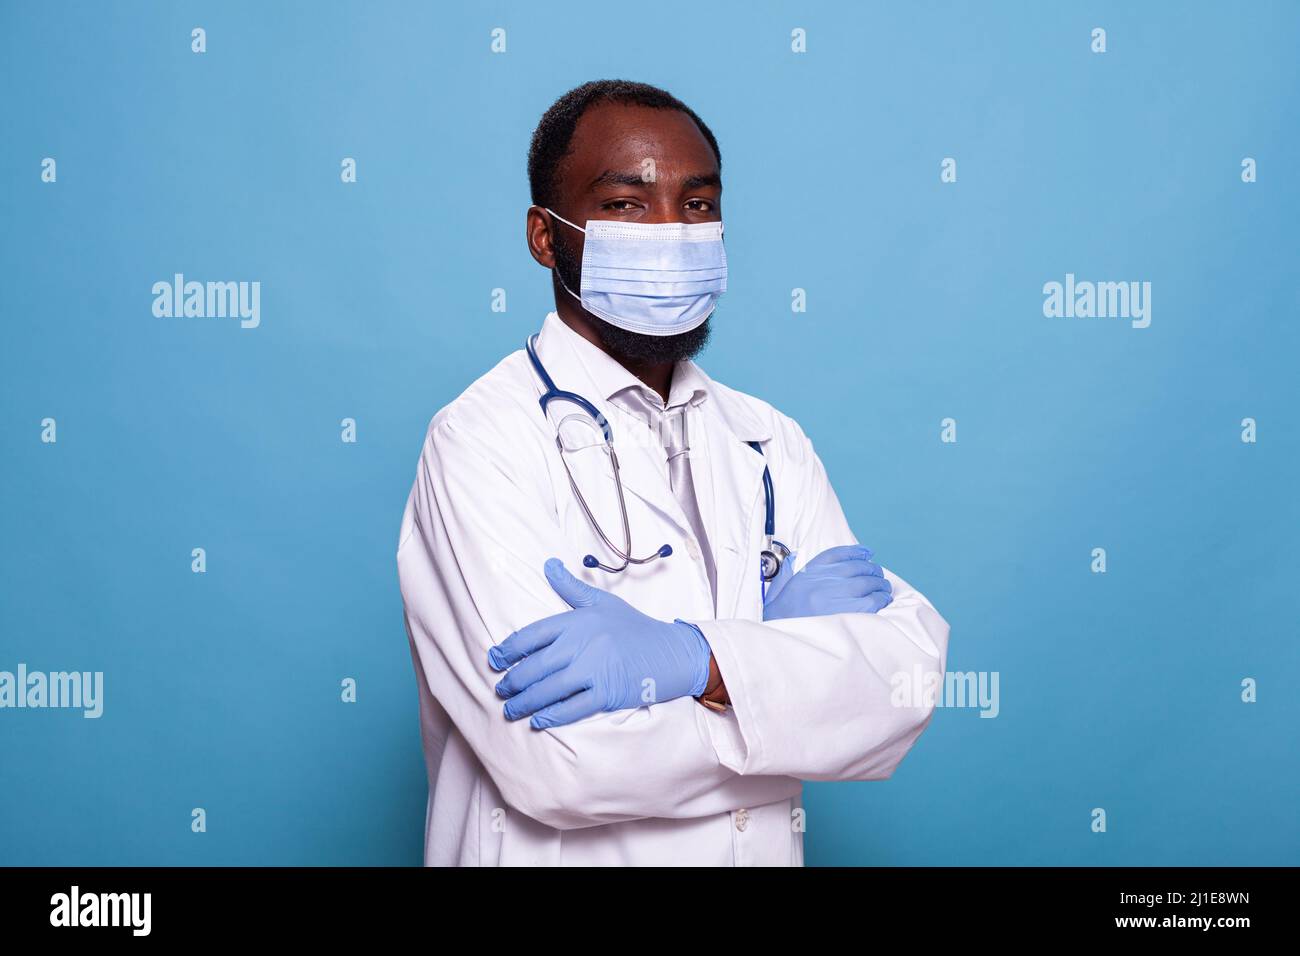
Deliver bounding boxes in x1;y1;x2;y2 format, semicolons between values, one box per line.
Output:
530;312;771;443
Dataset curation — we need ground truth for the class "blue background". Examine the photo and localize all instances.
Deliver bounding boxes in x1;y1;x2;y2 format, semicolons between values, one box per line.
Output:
2;0;1297;866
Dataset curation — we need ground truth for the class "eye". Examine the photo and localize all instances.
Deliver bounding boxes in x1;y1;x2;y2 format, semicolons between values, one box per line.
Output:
684;199;716;213
601;199;641;212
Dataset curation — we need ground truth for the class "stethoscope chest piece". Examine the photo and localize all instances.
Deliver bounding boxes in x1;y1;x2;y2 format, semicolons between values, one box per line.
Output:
760;539;791;582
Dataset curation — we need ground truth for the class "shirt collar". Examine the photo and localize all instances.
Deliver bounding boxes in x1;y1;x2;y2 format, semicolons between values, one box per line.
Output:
541;311;709;412
532;312;772;444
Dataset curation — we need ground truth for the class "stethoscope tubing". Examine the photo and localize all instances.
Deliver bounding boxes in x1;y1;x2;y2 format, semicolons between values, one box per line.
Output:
525;332;780;580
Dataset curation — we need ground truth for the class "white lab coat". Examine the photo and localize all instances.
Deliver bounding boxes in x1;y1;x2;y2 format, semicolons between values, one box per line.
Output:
397;312;950;866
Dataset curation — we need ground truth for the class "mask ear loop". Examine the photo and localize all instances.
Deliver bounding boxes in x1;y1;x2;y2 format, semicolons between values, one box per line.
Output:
540;207;586;304
543;207;586;234
555;271;582;305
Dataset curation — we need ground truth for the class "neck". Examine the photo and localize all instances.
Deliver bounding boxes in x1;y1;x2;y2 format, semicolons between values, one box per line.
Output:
555;302;674;403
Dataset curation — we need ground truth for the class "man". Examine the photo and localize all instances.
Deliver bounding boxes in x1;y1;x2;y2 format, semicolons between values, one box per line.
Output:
397;80;949;866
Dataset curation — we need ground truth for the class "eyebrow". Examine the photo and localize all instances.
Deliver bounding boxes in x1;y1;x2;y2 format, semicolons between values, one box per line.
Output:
588;169;722;190
589;169;650;189
681;172;722;189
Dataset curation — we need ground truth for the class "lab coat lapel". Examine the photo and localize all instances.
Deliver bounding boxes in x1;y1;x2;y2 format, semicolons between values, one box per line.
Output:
692;378;772;619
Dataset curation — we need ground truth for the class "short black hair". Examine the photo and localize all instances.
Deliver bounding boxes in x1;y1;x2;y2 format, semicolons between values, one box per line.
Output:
527;79;722;208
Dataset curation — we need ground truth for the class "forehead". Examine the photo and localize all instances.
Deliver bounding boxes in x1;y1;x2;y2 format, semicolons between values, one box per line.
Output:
559;101;719;191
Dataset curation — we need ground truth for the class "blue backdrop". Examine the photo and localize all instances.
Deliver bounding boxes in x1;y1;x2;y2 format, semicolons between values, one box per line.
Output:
2;0;1297;866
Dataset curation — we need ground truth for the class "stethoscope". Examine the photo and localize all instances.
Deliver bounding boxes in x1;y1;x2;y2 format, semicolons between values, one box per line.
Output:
525;334;789;590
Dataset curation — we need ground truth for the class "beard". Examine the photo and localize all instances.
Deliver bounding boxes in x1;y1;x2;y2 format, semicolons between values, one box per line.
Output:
554;233;713;365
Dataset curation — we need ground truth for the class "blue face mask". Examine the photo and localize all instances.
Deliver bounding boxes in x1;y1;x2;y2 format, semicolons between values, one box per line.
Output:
545;209;727;337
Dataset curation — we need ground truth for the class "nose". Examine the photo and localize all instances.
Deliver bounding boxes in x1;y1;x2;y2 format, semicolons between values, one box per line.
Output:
645;197;681;224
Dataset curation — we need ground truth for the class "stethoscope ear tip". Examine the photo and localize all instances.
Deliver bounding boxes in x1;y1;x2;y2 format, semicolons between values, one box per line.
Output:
582;554;599;569
658;544;673;558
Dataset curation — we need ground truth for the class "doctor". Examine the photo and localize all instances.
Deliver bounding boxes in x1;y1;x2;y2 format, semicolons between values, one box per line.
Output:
397;80;949;866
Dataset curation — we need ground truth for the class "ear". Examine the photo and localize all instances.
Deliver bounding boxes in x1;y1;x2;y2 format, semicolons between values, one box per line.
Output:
526;205;557;269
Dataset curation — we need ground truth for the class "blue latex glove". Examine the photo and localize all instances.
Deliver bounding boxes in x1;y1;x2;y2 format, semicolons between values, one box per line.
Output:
488;558;712;729
762;544;893;621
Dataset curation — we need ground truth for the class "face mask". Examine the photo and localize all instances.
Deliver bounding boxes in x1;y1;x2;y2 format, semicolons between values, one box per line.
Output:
545;208;727;336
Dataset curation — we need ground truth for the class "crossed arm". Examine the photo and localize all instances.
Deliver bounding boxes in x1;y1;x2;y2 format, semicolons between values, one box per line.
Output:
399;410;949;828
490;544;897;724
